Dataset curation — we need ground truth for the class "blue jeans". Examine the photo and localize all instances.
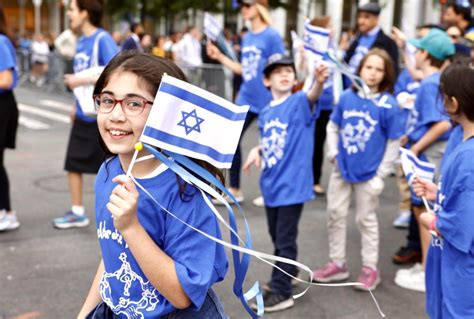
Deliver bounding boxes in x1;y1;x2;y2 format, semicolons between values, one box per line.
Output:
86;289;228;319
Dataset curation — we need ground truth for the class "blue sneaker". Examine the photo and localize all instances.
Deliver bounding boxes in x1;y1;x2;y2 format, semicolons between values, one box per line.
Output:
53;211;90;229
393;210;411;229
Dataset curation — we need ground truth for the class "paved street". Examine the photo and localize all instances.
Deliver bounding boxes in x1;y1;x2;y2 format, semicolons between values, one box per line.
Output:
0;85;425;318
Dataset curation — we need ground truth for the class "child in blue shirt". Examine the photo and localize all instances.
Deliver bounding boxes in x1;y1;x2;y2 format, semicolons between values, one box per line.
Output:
207;0;285;203
313;48;404;290
412;60;474;319
0;4;20;231
395;29;455;293
78;51;228;318
53;0;119;230
243;53;329;313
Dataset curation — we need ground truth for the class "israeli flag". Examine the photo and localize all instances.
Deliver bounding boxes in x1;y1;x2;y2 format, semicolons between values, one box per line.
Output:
303;20;330;61
140;75;249;169
399;147;436;185
204;12;222;42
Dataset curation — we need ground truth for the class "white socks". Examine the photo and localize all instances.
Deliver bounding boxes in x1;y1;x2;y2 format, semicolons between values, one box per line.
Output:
71;205;85;216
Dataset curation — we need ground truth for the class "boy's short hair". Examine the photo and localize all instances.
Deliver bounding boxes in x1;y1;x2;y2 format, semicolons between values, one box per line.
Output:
263;53;296;78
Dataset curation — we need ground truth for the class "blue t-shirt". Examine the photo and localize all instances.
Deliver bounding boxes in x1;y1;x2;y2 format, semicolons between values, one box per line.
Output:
0;34;18;93
440;124;464;171
235;27;284;114
95;157;228;318
258;91;317;207
426;137;474;319
348;33;377;73
74;29;118;122
394;69;421;136
331;90;403;183
408;72;450;142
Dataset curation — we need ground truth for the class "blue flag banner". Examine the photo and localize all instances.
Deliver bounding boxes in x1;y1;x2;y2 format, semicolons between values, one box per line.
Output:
399;147;436;185
140;74;249;169
303;20;330;61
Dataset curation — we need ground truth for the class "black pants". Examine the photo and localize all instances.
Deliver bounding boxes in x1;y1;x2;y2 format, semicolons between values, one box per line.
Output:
407;208;421;251
0;149;10;211
265;203;303;298
312;109;331;185
229;111;258;188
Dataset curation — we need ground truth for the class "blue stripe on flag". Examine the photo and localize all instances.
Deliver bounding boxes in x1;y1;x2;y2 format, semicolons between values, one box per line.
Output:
303;45;325;57
406;153;435;172
143;126;234;164
304;25;330;36
160;82;247;121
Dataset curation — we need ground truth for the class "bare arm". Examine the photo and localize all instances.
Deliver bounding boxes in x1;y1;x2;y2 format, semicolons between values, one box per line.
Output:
306;63;329;106
77;259;105;319
411;121;451;155
64;73;100;90
108;175;191;309
0;69;13;89
206;42;242;75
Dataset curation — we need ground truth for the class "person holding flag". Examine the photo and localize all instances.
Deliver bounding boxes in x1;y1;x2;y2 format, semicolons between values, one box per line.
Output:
77;51;229;318
411;59;474;319
312;49;404;291
243;54;329;312
207;0;284;204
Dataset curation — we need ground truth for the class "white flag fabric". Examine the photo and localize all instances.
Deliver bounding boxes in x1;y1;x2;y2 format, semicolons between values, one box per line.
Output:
399;147;436;185
204;12;222;42
140;75;249;169
303;20;330;62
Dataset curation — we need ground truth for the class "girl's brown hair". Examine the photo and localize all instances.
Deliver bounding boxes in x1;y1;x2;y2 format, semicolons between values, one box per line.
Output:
354;48;396;94
94;50;225;192
440;58;474;122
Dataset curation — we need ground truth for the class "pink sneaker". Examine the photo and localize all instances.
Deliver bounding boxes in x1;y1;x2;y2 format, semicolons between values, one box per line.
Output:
312;261;350;283
355;266;381;291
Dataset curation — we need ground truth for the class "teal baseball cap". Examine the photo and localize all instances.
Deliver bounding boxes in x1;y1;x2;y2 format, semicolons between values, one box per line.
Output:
409;28;455;60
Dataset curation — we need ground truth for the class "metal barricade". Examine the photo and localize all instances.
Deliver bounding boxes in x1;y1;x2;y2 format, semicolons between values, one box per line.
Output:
177;63;234;101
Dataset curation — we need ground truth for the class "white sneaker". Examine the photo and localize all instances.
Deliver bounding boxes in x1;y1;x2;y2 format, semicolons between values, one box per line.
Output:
394;263;425;292
0;211;20;231
252;195;265;207
212;190;244;206
393;210;411;228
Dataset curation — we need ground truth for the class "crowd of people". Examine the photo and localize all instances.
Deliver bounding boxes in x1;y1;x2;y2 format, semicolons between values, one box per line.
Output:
1;0;474;318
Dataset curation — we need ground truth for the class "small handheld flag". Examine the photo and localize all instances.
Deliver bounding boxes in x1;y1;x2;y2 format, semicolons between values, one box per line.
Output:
303;20;330;62
140;74;249;169
399;147;435;186
203;12;222;42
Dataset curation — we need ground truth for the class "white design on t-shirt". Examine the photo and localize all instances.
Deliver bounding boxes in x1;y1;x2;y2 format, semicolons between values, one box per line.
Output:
261;118;288;169
97;221;128;248
241;46;262;82
341;110;378;154
99;252;159;318
405;106;419;135
74;52;90;73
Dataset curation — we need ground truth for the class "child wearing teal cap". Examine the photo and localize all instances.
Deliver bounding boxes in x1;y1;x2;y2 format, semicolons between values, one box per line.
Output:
394;28;454;292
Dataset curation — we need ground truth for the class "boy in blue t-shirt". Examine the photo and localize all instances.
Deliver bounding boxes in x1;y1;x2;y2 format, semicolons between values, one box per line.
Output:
243;53;328;313
394;29;455;293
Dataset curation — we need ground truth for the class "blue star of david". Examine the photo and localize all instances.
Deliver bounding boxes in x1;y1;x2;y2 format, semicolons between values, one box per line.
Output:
177;109;204;135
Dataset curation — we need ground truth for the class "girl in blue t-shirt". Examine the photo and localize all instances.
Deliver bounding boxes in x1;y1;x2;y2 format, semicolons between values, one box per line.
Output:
313;48;403;291
0;4;20;232
243;54;329;313
412;60;474;319
53;0;119;230
206;0;285;203
78;51;228;319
